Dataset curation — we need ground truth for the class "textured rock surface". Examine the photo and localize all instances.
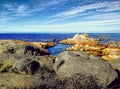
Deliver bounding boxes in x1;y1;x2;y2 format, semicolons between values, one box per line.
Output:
11;59;40;75
0;40;50;56
107;41;120;47
31;42;56;49
0;40;54;74
54;51;118;87
109;58;120;71
60;33;120;61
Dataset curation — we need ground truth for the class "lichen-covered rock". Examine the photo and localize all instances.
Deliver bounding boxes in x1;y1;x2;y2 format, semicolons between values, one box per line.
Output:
53;51;118;87
0;40;50;56
107;41;120;47
60;33;99;44
60;33;120;61
102;47;120;61
31;42;56;49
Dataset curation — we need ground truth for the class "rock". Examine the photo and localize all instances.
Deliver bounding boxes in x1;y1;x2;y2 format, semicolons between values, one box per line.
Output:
109;58;120;71
60;33;120;61
11;59;40;75
99;35;109;41
53;51;118;87
102;47;120;61
62;73;102;89
0;53;41;73
31;42;56;49
0;51;55;74
107;41;120;47
60;33;99;44
73;33;89;40
0;40;50;56
60;38;76;44
0;72;60;89
37;56;55;71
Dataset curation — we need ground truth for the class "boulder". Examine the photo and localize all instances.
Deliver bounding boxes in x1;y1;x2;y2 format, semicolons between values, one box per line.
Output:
0;54;41;73
11;59;40;75
53;51;118;87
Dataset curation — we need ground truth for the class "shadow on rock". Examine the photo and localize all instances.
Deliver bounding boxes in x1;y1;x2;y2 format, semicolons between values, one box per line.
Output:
107;69;120;89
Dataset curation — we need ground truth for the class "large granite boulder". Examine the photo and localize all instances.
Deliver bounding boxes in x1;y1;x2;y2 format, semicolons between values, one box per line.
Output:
53;51;118;87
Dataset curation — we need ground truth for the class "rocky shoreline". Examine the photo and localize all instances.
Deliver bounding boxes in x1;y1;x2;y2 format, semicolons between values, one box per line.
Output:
0;34;120;89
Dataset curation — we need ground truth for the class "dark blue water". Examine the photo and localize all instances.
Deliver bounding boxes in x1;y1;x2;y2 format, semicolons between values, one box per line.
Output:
0;33;120;56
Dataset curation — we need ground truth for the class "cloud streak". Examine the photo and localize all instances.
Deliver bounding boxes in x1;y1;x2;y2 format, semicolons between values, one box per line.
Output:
2;19;120;33
53;1;120;18
0;0;68;23
0;0;120;33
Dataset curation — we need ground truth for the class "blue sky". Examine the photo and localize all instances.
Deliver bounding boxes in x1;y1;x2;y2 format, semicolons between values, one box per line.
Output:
0;0;120;33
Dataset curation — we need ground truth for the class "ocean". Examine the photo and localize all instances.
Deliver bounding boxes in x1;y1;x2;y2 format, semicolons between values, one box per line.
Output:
0;33;120;56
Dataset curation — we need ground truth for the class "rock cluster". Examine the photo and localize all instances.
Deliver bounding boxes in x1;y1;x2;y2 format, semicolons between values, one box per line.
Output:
60;33;120;61
0;37;120;89
0;40;50;56
0;40;57;88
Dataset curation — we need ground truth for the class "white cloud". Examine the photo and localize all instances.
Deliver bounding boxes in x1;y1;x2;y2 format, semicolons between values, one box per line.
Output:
53;1;120;18
85;12;120;21
0;0;68;22
4;19;119;33
4;4;15;11
17;5;27;13
1;18;119;33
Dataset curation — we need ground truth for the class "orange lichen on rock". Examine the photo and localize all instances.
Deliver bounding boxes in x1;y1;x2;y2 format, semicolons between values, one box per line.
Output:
60;33;120;61
31;42;56;49
102;47;120;61
12;40;31;45
12;40;56;49
60;33;99;45
1;40;51;55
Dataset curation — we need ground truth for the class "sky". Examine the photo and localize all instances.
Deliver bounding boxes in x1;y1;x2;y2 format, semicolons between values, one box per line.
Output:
0;0;120;33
